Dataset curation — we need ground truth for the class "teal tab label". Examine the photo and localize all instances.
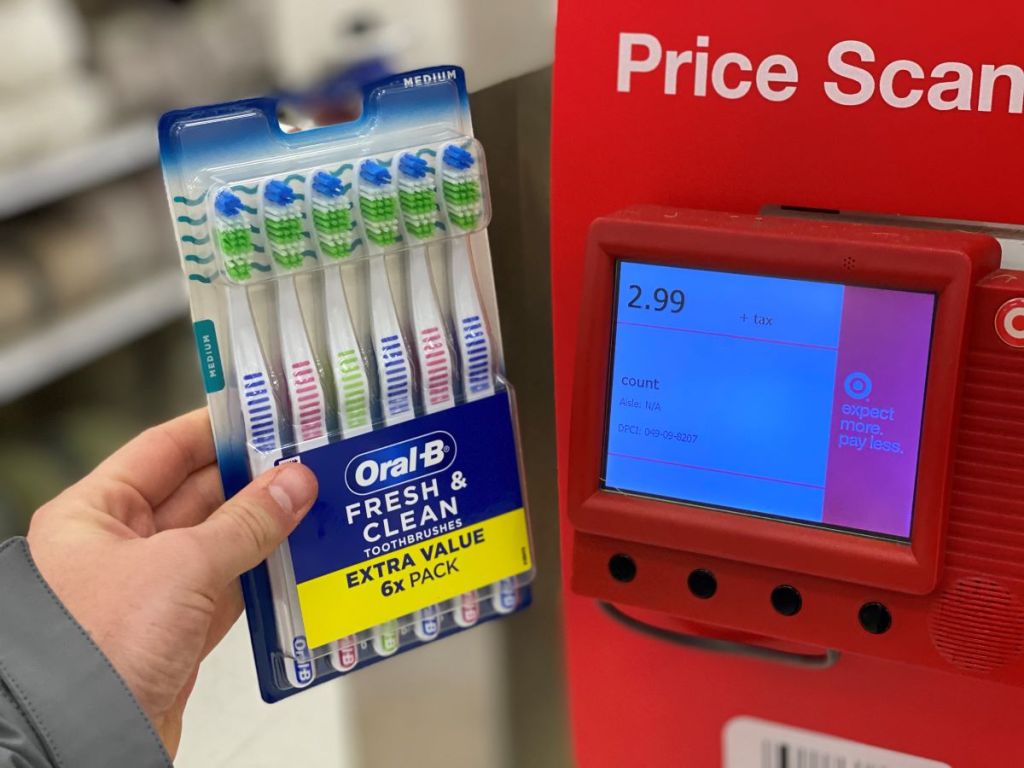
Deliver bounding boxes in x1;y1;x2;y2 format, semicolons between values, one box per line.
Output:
193;320;225;393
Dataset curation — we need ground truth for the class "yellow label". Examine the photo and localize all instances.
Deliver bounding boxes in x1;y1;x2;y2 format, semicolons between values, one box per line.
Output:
297;507;532;647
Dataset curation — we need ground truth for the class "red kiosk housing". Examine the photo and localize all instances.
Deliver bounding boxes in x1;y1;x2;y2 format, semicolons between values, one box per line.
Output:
552;3;1024;765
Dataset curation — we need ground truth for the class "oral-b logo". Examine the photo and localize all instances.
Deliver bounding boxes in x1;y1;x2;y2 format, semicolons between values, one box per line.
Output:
293;637;314;685
345;431;456;495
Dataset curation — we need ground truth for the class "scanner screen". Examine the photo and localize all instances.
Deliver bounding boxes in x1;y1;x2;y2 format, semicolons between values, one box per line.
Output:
603;260;936;540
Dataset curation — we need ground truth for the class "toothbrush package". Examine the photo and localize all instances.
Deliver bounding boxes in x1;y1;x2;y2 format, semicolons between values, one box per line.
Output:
158;66;535;701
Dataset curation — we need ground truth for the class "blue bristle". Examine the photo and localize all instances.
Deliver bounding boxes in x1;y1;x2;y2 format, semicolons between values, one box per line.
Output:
442;145;474;170
214;189;244;217
312;170;344;198
398;153;428;178
359;159;391;186
264;179;296;206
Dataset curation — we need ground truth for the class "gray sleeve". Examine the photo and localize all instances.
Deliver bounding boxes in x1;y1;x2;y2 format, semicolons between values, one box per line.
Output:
0;538;171;768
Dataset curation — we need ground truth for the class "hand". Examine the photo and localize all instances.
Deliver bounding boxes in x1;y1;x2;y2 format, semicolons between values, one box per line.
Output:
25;409;318;756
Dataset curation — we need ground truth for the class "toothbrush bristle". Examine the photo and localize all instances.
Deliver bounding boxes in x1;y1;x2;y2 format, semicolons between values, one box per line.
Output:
359;160;391;187
442;144;474;171
441;145;482;231
311;170;344;198
264;180;305;269
311;171;355;260
397;152;439;241
214;190;254;281
215;189;245;217
265;179;297;207
398;153;428;178
358;160;400;247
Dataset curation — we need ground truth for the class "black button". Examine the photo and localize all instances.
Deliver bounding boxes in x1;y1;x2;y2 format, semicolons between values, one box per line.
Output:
859;602;892;634
687;569;717;599
771;585;802;616
608;554;636;583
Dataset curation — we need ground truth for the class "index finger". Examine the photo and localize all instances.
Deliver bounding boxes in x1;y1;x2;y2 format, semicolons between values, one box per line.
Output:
93;408;217;508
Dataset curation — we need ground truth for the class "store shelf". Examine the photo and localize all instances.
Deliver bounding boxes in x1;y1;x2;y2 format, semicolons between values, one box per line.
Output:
0;120;158;220
0;270;187;404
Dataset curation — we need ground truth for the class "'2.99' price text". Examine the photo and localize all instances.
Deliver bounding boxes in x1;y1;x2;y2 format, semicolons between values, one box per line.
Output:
626;284;685;313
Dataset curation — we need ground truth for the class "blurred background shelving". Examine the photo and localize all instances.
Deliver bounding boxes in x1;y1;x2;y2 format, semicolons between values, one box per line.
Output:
0;120;157;219
0;267;185;404
0;0;566;766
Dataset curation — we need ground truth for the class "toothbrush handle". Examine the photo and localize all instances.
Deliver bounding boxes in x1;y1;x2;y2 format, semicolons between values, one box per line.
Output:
369;256;415;425
261;502;316;689
405;245;469;634
227;290;277;454
278;275;328;446
268;277;327;686
331;634;360;673
450;238;495;401
243;421;315;689
408;245;456;413
324;265;372;437
323;265;373;672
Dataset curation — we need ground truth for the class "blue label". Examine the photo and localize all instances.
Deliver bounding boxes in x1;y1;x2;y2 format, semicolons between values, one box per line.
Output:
192;320;225;394
286;391;523;584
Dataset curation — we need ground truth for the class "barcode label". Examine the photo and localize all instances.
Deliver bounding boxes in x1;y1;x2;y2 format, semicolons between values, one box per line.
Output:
724;718;950;768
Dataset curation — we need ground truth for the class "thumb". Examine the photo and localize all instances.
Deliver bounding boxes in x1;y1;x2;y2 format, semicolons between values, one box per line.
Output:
188;463;318;584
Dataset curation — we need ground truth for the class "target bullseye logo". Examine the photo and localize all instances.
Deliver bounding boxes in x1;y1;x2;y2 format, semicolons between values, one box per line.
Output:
996;298;1024;348
844;371;873;400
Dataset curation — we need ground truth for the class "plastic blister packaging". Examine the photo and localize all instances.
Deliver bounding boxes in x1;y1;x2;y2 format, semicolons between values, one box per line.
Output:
159;66;535;701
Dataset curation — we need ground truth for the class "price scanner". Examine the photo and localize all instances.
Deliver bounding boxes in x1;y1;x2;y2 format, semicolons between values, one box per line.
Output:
568;206;1024;682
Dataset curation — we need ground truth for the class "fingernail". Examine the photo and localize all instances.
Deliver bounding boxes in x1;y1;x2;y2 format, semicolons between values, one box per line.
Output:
268;465;316;516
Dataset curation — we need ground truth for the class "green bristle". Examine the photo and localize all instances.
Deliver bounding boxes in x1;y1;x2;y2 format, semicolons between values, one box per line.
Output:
442;179;481;205
358;181;400;246
359;199;397;222
271;246;304;269
217;226;252;257
449;212;479;229
364;226;399;246
398;189;436;215
397;173;438;241
217;224;253;280
359;197;399;245
405;219;435;239
442;173;482;231
265;215;304;245
320;239;350;259
313;206;351;236
224;255;252;281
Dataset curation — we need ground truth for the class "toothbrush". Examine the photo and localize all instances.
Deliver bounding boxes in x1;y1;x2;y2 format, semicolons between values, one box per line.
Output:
262;178;330;451
308;169;371;672
391;151;460;643
357;159;415;428
263;178;334;680
213;189;315;689
439;143;495;402
356;158;414;657
396;152;456;414
309;170;372;437
440;143;518;620
396;151;457;642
